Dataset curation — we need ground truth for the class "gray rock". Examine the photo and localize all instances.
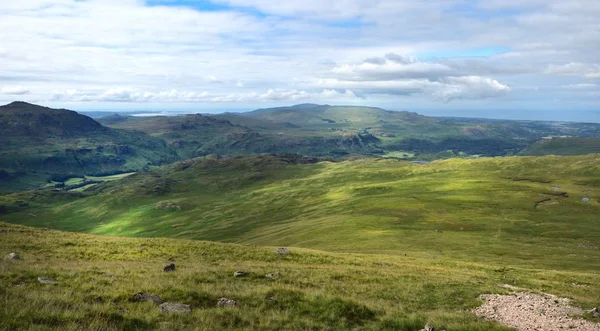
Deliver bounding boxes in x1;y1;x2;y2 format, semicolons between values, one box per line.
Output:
163;263;176;272
159;303;191;314
582;197;591;203
589;307;599;318
37;277;58;284
421;323;435;331
265;272;280;279
234;270;249;277
217;297;238;308
131;292;163;304
275;248;291;255
4;252;20;260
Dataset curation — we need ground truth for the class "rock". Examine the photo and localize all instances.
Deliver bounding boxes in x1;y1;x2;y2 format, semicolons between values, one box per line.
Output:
159;303;191;314
104;274;117;279
4;252;20;260
163;263;176;272
0;229;6;233
274;248;291;255
234;270;249;277
217;297;238;308
421;323;435;331
37;277;58;284
582;197;591;203
155;200;181;211
589;307;599;318
265;272;280;279
131;292;163;304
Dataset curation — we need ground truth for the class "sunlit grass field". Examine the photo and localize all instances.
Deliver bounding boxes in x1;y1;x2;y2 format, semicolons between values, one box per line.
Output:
1;222;599;330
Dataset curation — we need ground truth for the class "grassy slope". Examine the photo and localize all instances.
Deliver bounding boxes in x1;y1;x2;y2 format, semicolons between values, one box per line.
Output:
2;222;600;330
2;155;599;273
520;138;600;156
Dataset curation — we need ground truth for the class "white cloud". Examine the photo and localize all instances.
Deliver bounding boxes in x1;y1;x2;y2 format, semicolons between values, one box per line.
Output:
48;87;359;103
1;85;30;95
0;0;598;110
320;55;511;102
545;63;600;79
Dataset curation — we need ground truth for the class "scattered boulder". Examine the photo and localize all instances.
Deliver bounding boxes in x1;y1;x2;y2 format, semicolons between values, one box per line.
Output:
37;277;58;284
4;252;20;260
420;323;435;331
163;263;176;272
234;270;249;277
582;197;591;203
155;200;181;211
131;292;163;305
275;248;291;255
158;303;191;314
217;297;238;308
265;272;280;279
589;307;599;318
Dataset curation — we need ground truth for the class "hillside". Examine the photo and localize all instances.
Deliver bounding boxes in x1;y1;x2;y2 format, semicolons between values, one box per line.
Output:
1;222;599;330
2;154;599;272
0;102;179;192
520;137;600;156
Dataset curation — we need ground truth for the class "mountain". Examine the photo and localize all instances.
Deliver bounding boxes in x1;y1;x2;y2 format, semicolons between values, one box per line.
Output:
520;137;600;156
0;102;179;191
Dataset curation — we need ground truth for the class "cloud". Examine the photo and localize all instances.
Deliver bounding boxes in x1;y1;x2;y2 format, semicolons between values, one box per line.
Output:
1;85;30;95
49;87;359;103
0;0;598;110
321;54;511;102
545;63;600;79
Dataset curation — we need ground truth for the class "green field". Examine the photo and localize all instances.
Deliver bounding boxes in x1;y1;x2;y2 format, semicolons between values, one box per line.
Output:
2;222;599;330
2;154;599;272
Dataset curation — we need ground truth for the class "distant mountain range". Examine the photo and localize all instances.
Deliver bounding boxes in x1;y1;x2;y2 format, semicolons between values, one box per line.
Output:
2;101;600;192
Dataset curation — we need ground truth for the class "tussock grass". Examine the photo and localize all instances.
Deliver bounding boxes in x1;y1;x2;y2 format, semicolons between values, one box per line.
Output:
2;223;598;330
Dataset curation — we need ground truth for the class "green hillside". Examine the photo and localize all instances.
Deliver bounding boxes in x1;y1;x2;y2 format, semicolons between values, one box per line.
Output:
2;154;599;272
0;102;179;192
521;137;600;156
2;222;599;330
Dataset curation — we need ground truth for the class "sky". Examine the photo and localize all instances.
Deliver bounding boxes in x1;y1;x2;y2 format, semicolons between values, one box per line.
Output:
0;0;599;121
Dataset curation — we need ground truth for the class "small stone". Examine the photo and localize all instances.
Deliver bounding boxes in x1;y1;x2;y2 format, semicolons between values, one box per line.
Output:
37;277;58;284
423;323;435;331
582;197;591;203
163;263;176;272
274;248;291;255
4;252;20;260
266;272;280;279
217;297;238;308
131;292;163;304
234;270;249;277
159;303;191;314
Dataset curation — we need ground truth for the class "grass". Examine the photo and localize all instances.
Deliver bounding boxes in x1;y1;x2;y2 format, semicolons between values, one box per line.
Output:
380;151;415;159
2;222;599;330
2;154;599;274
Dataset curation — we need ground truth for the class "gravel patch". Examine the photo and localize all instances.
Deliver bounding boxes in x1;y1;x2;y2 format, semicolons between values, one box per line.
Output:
474;292;600;331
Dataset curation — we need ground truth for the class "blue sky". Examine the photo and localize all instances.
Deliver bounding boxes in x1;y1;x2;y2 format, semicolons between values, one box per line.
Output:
0;0;599;121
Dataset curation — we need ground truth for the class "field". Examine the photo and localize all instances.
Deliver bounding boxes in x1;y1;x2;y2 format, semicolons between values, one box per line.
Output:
2;222;600;330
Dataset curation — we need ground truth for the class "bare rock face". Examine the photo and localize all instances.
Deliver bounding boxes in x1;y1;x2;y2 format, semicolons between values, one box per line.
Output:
163;263;176;272
234;270;249;277
158;303;191;314
4;252;20;260
37;277;58;284
217;298;238;308
131;292;163;305
274;248;291;255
